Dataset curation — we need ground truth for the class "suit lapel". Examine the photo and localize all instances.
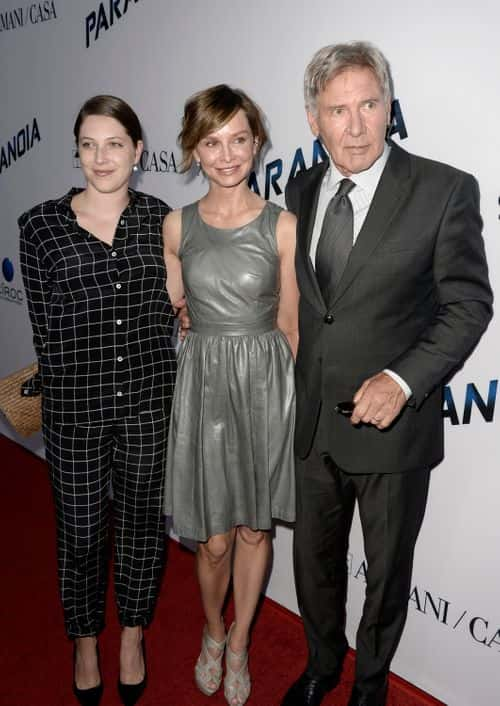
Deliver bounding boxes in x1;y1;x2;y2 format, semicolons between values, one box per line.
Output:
297;161;328;312
331;143;412;306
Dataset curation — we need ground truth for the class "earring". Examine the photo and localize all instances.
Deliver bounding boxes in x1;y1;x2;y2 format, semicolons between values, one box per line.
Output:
133;164;138;172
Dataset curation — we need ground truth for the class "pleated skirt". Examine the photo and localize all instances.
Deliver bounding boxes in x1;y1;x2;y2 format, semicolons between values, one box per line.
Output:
164;329;296;541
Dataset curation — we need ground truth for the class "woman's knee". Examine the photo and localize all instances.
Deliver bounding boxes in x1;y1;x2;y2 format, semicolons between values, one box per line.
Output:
199;531;234;564
237;526;269;547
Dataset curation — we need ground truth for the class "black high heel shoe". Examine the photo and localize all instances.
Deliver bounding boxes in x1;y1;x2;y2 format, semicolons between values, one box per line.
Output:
117;637;147;706
73;642;103;706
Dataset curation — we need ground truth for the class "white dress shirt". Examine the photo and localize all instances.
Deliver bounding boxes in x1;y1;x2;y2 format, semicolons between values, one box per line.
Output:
309;144;412;400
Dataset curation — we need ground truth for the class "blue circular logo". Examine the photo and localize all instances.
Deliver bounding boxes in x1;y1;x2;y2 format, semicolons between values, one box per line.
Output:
2;258;14;282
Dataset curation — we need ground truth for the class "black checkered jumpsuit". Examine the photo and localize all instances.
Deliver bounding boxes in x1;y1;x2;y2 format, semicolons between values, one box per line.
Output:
19;188;176;637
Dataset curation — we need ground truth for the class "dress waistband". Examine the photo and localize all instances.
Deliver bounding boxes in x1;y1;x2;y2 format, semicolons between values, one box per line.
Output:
191;318;276;336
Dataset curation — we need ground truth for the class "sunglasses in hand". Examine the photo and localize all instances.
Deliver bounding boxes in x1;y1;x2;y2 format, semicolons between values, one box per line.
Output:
334;400;355;417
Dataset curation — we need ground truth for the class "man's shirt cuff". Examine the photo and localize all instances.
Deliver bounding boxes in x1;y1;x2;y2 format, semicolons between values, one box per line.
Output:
384;369;412;400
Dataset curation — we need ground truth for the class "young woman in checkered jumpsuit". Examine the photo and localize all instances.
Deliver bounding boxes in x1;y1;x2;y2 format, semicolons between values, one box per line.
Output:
19;95;177;706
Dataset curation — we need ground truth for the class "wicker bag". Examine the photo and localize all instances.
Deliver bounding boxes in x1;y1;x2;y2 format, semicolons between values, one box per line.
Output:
0;362;42;437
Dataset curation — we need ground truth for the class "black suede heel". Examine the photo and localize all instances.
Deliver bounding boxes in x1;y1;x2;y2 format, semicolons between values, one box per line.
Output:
117;638;147;706
72;643;103;706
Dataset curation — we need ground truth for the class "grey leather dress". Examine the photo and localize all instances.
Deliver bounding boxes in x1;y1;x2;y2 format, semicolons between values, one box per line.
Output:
164;201;295;541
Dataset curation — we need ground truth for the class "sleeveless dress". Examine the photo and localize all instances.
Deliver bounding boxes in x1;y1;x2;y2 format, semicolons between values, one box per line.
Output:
164;201;295;541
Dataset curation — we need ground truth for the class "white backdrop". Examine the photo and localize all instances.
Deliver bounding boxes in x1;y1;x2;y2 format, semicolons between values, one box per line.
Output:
1;2;499;704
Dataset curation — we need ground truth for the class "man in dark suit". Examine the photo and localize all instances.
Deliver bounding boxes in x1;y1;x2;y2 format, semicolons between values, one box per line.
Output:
281;42;492;706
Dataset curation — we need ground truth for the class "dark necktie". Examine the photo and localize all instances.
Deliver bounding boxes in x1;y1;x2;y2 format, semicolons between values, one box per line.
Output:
315;178;355;301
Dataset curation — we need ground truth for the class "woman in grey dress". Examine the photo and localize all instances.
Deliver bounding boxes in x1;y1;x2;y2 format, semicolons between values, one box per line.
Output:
163;85;298;705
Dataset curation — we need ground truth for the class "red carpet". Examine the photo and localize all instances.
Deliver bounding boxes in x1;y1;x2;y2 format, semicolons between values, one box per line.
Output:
0;434;444;706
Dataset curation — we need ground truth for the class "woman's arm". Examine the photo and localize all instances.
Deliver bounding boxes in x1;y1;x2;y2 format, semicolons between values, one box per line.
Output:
19;217;50;362
276;210;299;359
162;209;185;310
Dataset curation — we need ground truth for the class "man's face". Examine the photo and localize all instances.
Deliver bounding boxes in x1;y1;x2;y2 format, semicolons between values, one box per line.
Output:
307;66;391;176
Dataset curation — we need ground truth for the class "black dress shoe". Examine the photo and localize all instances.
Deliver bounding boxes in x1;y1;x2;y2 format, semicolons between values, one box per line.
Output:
118;638;147;706
73;644;103;706
347;682;388;706
281;672;338;706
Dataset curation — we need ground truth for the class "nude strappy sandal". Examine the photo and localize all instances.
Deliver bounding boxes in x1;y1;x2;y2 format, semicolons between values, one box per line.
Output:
194;624;226;695
224;624;251;706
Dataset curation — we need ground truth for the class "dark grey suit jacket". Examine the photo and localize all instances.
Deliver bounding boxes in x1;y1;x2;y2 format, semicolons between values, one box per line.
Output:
286;142;493;471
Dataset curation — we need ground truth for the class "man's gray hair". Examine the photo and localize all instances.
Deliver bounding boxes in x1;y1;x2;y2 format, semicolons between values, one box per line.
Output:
304;41;394;114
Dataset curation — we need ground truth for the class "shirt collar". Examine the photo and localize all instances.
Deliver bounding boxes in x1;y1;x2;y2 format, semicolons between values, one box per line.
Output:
325;142;391;199
56;188;81;216
56;187;141;217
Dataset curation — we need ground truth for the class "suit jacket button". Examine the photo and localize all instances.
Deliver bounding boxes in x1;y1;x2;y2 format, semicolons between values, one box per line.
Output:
324;314;334;324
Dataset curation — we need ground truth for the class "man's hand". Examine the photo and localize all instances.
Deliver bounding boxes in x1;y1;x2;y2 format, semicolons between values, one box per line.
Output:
351;372;407;429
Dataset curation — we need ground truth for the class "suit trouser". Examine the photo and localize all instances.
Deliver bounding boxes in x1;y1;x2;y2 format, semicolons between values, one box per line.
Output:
43;412;169;638
294;411;430;695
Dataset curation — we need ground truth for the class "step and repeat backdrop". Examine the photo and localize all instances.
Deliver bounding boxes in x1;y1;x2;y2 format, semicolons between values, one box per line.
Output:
1;1;498;703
